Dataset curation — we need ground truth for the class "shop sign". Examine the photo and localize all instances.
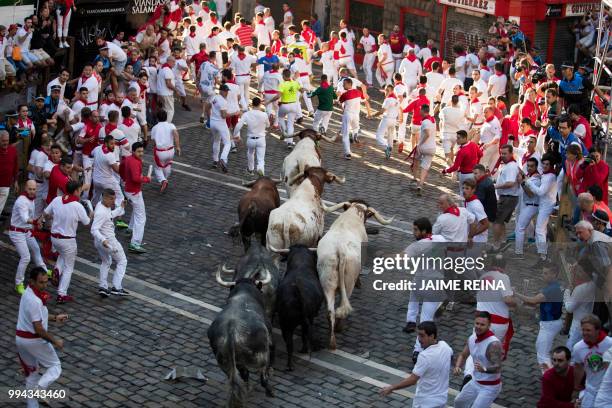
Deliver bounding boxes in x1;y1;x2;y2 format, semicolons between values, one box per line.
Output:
439;0;496;15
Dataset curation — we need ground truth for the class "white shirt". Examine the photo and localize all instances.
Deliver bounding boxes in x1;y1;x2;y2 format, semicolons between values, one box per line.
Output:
230;53;256;76
210;95;228;122
44;195;90;237
572;337;612;400
476;270;513;318
92;145;119;184
595;348;612;407
156;66;175;96
10;195;35;229
151;121;177;148
381;96;399;119
412;341;453;407
438;77;463;104
526;172;557;207
496;160;520;196
106;41;127;62
46;78;66;99
432;207;475;242
17;286;48;334
359;34;376;53
233;109;269;138
91;202;125;243
440;105;465;135
488;73;507;97
466;199;488;242
480;117;502;144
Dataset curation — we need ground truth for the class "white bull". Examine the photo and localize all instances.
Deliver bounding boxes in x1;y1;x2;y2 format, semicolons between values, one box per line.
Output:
281;130;335;197
316;201;393;350
266;167;345;251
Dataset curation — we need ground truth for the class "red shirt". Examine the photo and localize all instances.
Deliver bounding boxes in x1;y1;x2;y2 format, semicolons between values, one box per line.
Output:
46;165;70;204
403;95;430;125
388;32;405;54
576;160;609;205
0;145;19;187
536;366;574;408
120;155;146;194
235;24;254;47
446;141;482;174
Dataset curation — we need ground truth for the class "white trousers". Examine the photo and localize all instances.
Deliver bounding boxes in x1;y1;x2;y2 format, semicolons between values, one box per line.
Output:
159;95;175;123
375;116;396;148
52;237;77;296
16;337;62;408
312;110;332;133
153;148;174;182
211;120;231;163
9;231;46;285
376;64;394;87
454;379;502;408
56;9;71;37
341;112;360;155
298;77;314;113
125;191;146;245
362;53;375;85
94;237;127;290
0;186;9;215
264;94;279;126
480;145;499;172
246;137;266;173
278;102;300;143
236;76;250;110
536;319;563;366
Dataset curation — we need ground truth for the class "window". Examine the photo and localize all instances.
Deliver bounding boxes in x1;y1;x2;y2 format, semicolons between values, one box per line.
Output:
347;0;383;34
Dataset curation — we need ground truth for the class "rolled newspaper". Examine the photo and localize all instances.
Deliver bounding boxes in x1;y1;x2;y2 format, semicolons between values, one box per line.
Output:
147;165;152;178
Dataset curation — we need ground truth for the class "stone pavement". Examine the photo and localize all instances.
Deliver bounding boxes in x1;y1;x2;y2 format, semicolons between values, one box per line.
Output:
0;72;561;407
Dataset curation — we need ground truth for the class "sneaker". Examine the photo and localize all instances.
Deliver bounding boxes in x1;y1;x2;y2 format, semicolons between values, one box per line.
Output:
15;283;25;295
128;243;147;254
230;146;238;154
115;219;129;229
98;287;110;297
160;180;169;193
402;322;416;333
111;287;130;296
56;294;74;304
219;160;228;173
211;161;218;169
412;351;420;364
385;146;392;159
344;154;352;160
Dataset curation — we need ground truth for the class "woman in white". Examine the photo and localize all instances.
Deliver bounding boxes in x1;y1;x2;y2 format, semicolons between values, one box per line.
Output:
233;97;270;176
209;84;231;172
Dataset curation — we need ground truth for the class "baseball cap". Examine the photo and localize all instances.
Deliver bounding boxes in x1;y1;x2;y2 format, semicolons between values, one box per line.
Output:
592;209;609;223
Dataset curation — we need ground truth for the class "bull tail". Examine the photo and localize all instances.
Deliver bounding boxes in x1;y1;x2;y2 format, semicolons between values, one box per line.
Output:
227;322;246;408
335;252;353;319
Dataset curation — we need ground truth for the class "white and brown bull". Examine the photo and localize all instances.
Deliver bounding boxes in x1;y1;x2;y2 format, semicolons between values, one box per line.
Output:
281;129;335;197
316;200;393;350
266;167;345;251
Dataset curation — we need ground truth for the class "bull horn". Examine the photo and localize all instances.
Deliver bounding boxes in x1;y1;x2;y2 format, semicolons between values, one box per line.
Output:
287;172;305;186
215;265;235;287
268;245;290;254
327;172;346;184
368;207;394;225
256;268;272;286
319;133;336;143
323;202;349;213
242;179;258;187
221;264;235;274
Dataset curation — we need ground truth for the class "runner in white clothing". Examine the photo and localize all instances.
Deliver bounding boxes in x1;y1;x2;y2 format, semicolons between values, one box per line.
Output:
381;321;453;408
9;180;47;295
15;267;67;408
233;97;270;176
151;110;181;192
91;189;129;297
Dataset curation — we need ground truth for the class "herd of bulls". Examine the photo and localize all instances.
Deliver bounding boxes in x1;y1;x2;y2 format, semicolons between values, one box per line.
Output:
208;130;394;407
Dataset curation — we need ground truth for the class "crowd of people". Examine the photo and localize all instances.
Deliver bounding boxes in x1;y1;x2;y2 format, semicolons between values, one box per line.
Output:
0;0;611;407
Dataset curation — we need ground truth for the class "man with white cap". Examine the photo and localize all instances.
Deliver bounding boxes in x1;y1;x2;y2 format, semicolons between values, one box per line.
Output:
91;188;129;297
9;180;48;295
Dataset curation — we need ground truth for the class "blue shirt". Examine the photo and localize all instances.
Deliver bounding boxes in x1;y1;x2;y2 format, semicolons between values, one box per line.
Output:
540;280;563;321
257;55;280;72
547;127;588;163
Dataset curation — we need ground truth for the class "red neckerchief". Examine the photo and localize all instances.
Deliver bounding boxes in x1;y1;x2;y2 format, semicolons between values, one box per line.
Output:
475;329;495;343
444;206;460;217
122;117;134;127
465;195;478;203
102;144;115;154
321;81;329;89
189;32;196;38
585;330;608;348
20;192;35;201
485;115;495;123
62;194;80;204
237;52;246;60
29;284;50;306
